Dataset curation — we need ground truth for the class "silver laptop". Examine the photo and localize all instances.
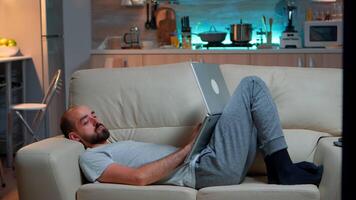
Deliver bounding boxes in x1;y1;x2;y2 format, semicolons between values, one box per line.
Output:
184;63;231;163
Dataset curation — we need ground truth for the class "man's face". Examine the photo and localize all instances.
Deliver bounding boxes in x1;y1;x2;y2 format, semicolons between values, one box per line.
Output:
67;106;110;147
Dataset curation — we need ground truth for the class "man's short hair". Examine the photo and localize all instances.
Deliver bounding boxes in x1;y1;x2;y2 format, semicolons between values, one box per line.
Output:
60;106;77;138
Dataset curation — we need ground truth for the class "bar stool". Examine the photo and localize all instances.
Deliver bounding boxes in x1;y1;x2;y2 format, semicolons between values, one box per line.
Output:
6;69;62;166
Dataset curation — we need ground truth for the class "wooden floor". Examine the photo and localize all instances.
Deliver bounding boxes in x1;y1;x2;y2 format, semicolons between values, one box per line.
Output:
0;157;19;200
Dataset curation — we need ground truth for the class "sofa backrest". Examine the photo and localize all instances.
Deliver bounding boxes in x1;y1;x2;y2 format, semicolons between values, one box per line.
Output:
220;64;342;136
70;62;342;141
69;62;206;146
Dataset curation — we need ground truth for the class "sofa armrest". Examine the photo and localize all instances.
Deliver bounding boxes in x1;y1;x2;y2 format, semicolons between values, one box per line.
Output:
313;137;342;200
15;136;85;200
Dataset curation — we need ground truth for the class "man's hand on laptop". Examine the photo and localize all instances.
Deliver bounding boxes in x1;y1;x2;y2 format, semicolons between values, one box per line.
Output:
184;123;202;149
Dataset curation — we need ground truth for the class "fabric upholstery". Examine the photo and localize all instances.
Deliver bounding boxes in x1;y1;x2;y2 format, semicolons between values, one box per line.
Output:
15;137;84;200
314;137;342;200
197;177;319;200
220;65;342;136
16;62;342;200
77;183;197;200
69;62;205;132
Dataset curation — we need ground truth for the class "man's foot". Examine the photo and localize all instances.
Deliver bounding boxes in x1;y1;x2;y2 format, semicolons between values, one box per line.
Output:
265;149;323;186
277;163;323;186
265;159;323;184
295;161;323;174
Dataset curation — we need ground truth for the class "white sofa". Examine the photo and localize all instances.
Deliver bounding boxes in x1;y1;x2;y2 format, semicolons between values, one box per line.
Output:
15;62;342;200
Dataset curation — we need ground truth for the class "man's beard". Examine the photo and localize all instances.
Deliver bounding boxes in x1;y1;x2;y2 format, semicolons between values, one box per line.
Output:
87;123;110;144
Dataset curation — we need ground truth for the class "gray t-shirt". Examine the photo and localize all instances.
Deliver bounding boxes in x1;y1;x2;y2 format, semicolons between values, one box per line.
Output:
79;140;197;188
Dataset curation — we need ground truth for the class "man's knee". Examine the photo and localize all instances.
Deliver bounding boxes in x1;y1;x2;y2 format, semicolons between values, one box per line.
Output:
240;76;265;86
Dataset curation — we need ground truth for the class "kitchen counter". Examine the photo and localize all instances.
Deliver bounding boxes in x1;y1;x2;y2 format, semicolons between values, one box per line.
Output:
89;47;342;68
91;48;342;55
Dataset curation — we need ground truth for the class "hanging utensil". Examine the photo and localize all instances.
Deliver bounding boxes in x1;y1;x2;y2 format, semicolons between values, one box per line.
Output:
149;0;158;29
145;2;150;29
269;17;273;32
262;15;267;33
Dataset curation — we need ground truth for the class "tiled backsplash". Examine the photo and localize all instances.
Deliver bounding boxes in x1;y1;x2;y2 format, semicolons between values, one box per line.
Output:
92;0;343;49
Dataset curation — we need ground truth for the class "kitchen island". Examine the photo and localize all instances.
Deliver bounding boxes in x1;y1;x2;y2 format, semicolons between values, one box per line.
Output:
90;48;342;68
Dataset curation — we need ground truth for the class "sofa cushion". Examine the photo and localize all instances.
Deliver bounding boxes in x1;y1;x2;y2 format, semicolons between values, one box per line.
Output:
197;176;319;200
77;183;197;200
220;64;342;136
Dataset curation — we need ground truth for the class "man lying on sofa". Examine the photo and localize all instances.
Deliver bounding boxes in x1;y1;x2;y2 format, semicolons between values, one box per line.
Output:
60;76;323;189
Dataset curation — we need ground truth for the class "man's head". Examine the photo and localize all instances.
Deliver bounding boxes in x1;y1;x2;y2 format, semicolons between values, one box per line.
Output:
60;105;110;148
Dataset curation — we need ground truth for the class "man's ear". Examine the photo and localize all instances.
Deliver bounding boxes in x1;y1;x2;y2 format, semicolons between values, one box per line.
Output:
68;132;81;142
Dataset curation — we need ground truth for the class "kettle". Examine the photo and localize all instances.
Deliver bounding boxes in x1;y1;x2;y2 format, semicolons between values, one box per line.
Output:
123;26;140;48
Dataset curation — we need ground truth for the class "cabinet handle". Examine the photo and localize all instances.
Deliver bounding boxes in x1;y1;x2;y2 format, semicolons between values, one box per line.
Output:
123;58;128;67
297;57;303;67
308;57;314;68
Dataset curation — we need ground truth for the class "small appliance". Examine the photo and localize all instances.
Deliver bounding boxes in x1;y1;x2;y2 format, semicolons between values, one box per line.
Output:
304;20;343;48
280;2;302;48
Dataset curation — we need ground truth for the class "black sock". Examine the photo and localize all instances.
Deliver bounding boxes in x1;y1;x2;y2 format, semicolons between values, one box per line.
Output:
265;148;323;186
264;158;322;184
264;155;278;184
295;161;323;174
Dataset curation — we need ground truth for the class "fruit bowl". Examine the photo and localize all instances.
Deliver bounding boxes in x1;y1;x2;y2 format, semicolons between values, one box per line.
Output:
0;46;19;57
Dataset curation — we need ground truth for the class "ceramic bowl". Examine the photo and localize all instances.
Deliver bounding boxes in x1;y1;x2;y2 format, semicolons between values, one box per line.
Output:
0;46;19;57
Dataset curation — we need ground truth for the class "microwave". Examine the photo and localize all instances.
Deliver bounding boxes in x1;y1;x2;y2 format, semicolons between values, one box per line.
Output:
304;20;343;48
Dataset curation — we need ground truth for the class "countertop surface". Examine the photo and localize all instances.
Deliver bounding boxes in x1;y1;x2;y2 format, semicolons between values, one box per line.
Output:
91;48;343;55
0;56;32;63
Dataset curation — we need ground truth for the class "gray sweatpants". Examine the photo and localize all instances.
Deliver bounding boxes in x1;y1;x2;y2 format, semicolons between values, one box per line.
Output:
195;76;288;189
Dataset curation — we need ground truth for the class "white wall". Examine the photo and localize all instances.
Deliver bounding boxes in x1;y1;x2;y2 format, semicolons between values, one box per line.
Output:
63;0;92;108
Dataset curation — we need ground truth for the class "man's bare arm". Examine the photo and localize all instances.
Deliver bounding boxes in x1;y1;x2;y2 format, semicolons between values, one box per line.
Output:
97;123;202;186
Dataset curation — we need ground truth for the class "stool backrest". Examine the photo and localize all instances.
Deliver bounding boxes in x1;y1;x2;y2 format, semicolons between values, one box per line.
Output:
31;69;62;132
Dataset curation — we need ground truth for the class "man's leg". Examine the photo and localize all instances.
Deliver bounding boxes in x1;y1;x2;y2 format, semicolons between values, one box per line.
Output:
196;76;287;188
195;76;322;189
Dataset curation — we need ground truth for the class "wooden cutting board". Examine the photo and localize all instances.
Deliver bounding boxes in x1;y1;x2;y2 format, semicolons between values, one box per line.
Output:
156;7;176;46
155;7;176;28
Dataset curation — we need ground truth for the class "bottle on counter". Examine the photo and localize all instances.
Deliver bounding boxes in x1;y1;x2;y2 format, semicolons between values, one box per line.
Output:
182;30;191;49
181;16;191;49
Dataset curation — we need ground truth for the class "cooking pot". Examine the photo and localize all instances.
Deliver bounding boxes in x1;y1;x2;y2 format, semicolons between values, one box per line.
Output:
198;25;227;43
229;20;253;43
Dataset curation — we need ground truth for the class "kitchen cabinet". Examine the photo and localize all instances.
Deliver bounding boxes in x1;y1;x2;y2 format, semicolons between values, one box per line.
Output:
200;54;250;65
90;49;342;69
143;54;197;66
251;53;342;68
90;54;143;68
250;54;305;67
305;53;342;68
